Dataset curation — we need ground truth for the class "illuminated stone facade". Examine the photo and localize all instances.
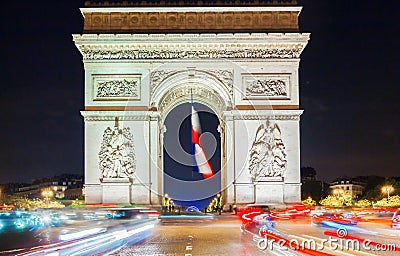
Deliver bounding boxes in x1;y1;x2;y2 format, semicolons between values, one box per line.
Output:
74;0;309;205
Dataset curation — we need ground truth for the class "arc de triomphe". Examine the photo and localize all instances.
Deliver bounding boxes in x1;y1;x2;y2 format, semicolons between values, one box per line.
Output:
73;0;309;206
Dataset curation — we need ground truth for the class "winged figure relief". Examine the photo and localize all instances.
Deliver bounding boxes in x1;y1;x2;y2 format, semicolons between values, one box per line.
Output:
249;121;287;181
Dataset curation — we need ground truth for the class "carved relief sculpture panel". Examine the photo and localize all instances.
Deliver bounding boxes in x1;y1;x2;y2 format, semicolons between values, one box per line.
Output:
93;74;140;101
99;118;136;179
249;120;287;181
243;74;290;100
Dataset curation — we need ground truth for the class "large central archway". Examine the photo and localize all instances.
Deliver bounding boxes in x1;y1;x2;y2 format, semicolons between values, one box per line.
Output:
163;102;221;209
152;70;232;208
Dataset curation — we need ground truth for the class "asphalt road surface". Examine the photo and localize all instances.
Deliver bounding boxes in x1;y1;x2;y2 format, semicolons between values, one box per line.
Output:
113;215;400;256
113;214;268;256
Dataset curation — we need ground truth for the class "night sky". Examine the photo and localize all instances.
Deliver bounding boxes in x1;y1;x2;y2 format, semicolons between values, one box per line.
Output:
1;1;399;183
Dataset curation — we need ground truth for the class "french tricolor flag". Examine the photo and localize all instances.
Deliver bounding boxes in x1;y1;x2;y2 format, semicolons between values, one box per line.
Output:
191;105;214;179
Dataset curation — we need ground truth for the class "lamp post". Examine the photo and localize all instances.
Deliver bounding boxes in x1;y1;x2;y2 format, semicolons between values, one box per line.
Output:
381;186;394;201
42;190;53;208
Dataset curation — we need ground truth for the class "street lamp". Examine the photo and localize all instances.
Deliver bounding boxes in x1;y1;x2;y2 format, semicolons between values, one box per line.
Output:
381;186;394;201
42;190;53;208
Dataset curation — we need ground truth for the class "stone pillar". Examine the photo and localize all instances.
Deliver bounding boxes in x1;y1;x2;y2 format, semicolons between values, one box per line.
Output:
149;112;161;205
283;114;302;203
223;112;235;204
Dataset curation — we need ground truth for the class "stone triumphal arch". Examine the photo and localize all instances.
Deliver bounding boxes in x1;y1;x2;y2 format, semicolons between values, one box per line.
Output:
74;0;309;206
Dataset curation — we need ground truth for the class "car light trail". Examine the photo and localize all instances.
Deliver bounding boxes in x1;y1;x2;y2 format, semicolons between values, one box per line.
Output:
112;223;155;240
320;221;377;235
59;227;107;241
17;220;157;256
160;215;214;219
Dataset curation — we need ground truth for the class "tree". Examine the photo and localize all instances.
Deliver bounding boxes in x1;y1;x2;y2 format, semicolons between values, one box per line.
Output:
302;180;326;201
301;167;317;180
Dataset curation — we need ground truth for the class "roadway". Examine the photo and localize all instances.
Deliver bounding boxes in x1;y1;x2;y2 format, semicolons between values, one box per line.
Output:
113;214;400;256
113;214;267;256
1;211;399;255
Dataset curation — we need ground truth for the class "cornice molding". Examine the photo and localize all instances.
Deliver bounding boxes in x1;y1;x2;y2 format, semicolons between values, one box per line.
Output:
80;111;160;121
73;33;310;60
229;110;303;120
81;110;302;121
73;33;310;44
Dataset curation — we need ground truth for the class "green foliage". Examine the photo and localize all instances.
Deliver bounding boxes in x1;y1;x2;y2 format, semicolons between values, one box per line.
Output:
355;199;372;207
373;195;400;208
69;200;85;208
319;193;354;207
11;196;65;210
302;196;316;206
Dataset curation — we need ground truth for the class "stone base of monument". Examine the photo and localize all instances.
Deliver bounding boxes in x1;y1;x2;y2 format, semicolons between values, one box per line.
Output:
84;184;102;204
254;182;284;204
101;178;132;204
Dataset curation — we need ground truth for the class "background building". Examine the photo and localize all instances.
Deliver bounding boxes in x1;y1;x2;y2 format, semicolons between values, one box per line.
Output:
330;177;365;198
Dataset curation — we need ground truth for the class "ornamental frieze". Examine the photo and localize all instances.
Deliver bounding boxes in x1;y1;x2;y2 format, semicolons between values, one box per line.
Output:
80;48;302;60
